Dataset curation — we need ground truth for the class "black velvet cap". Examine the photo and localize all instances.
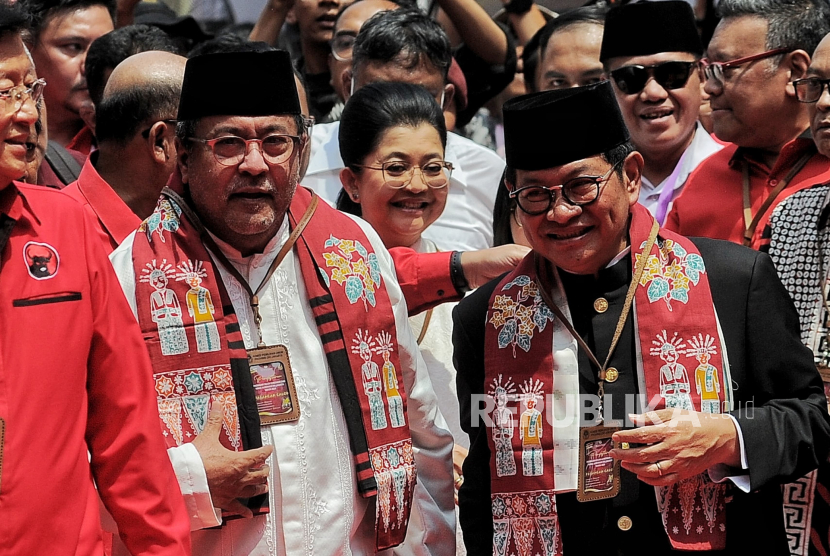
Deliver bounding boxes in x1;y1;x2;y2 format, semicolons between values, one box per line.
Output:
177;50;300;120
503;81;629;171
599;1;703;63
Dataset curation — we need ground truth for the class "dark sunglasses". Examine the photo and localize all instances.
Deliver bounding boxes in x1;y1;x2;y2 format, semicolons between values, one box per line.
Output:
609;61;697;95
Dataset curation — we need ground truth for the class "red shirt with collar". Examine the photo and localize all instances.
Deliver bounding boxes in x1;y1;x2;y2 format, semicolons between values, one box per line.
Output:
63;155;142;253
665;137;830;248
0;183;190;555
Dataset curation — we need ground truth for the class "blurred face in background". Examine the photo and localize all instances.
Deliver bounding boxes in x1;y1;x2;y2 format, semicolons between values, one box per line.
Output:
328;0;398;101
804;34;830;157
538;23;604;92
31;5;113;138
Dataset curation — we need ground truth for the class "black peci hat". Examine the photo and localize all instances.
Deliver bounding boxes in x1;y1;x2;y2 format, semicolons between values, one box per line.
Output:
177;50;300;121
599;1;703;63
503;81;629;171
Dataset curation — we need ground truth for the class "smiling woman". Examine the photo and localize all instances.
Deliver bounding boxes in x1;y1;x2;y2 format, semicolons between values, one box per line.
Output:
336;82;471;534
337;81;449;250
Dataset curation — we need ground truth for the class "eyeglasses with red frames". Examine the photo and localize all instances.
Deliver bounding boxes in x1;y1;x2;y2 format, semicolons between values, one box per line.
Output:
187;134;301;166
699;47;791;84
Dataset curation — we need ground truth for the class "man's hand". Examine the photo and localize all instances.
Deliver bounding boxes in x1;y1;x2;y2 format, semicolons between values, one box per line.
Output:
610;409;741;487
191;402;273;517
452;444;468;503
460;244;530;289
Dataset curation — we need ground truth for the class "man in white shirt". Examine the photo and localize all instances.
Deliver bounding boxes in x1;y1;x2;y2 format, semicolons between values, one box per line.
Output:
303;9;505;252
600;1;722;224
110;48;455;556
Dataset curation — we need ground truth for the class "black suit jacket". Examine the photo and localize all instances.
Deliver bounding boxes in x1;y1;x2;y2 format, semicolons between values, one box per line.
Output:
453;238;830;555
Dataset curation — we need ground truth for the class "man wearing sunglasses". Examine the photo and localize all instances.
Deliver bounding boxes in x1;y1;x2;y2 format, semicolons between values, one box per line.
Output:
63;51;186;253
665;0;830;248
600;1;722;226
453;81;830;556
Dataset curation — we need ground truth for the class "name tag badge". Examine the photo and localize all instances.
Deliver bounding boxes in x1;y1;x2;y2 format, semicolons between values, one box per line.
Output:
248;345;300;424
577;425;621;503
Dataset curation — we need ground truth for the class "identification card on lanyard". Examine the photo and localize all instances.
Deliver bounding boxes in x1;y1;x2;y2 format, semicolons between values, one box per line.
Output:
248;344;300;424
536;220;660;503
577;425;621;502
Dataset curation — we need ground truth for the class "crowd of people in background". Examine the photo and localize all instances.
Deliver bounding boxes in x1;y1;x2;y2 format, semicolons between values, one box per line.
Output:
5;0;830;554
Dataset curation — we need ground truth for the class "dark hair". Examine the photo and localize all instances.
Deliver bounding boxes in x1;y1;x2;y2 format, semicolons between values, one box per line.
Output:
522;27;544;94
718;0;830;59
336;81;447;216
186;33;273;58
95;81;180;144
352;9;452;81
504;140;635;187
19;0;115;43
86;24;181;108
493;169;517;246
0;2;30;41
538;5;608;61
332;0;417;31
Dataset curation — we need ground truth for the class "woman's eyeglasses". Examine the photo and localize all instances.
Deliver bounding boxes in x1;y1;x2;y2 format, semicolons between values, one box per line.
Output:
354;160;454;189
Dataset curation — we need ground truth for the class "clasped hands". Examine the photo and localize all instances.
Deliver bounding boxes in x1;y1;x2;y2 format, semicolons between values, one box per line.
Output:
610;409;742;487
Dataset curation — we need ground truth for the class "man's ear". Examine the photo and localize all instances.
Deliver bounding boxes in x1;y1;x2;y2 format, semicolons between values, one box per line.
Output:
176;136;190;184
342;68;353;102
148;121;174;165
623;151;644;206
339;167;360;202
785;49;812;97
442;83;455;112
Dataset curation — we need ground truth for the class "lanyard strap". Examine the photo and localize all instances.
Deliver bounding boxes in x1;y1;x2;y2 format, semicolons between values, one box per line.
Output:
535;219;659;421
741;148;814;247
164;187;319;347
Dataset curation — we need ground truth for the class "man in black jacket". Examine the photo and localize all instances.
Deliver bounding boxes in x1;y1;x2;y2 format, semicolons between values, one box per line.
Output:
453;82;830;555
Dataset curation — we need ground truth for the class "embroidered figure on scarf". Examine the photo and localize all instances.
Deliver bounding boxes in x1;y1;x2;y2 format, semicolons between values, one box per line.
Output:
488;275;555;356
141;259;189;356
489;374;517;477
322;235;382;310
519;379;544;476
139;198;181;243
651;330;693;410
375;331;405;428
638;238;706;311
387;446;408;526
176;260;221;353
687;334;722;414
352;329;388;430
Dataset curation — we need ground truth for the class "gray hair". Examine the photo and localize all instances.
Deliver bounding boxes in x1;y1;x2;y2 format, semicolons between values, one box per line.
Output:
718;0;830;57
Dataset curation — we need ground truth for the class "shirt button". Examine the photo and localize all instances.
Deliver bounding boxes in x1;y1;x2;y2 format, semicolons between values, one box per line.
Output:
617;516;633;531
594;298;609;313
605;367;619;383
769;179;778;186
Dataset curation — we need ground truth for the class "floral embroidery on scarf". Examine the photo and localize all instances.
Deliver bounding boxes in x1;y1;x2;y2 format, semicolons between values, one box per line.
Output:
139;198;182;243
637;238;706;310
322;235;382;309
488;275;555;355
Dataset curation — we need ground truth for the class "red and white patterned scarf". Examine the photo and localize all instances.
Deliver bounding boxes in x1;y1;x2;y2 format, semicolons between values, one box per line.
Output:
132;179;416;550
484;204;732;554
